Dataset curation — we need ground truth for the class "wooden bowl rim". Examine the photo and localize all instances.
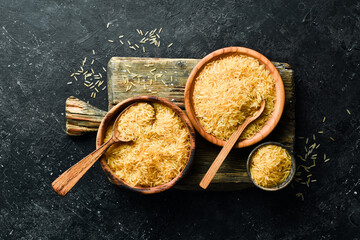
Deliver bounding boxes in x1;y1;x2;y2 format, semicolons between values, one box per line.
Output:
96;96;196;194
246;141;296;191
184;46;285;148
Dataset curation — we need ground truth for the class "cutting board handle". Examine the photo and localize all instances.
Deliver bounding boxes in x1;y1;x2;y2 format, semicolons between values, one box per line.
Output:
65;96;107;136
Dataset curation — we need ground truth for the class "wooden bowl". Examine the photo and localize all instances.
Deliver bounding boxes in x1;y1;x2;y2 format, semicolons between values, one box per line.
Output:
246;142;296;191
96;96;196;194
184;46;285;148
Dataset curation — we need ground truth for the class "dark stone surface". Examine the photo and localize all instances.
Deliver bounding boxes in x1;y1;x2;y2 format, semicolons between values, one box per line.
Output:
0;0;359;239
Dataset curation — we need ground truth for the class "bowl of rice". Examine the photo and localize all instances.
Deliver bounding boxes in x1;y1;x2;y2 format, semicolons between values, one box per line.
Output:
246;142;296;191
96;96;196;194
184;46;285;148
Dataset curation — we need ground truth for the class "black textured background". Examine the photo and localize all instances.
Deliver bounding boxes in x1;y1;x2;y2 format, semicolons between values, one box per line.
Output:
1;0;360;239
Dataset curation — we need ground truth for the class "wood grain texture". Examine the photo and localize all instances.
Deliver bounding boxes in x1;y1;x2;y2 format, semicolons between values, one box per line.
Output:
65;57;294;191
66;96;107;136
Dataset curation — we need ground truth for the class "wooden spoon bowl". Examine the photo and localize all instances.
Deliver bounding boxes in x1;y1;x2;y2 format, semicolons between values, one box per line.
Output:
184;47;285;148
97;96;196;194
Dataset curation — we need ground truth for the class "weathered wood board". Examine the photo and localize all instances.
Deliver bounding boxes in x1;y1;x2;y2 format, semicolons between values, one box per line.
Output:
66;57;294;191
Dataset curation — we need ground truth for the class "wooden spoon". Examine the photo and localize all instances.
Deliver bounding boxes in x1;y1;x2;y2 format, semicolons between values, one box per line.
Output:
199;100;266;189
52;103;155;196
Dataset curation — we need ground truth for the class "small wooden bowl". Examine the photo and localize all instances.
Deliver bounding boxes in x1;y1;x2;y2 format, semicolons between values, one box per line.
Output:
184;47;285;148
246;142;296;191
96;96;196;194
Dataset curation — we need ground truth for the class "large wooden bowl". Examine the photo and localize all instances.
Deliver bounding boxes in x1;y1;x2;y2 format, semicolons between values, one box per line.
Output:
184;47;285;148
96;96;196;194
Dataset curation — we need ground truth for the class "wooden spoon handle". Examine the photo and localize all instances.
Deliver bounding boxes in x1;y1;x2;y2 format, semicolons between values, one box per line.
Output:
52;138;115;196
199;119;252;189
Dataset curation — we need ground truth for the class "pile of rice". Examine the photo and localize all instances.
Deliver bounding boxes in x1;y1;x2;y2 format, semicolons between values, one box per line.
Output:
104;102;191;187
192;54;276;141
250;144;292;188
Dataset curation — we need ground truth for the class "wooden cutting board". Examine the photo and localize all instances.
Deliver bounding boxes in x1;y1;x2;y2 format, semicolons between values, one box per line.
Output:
65;57;295;191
